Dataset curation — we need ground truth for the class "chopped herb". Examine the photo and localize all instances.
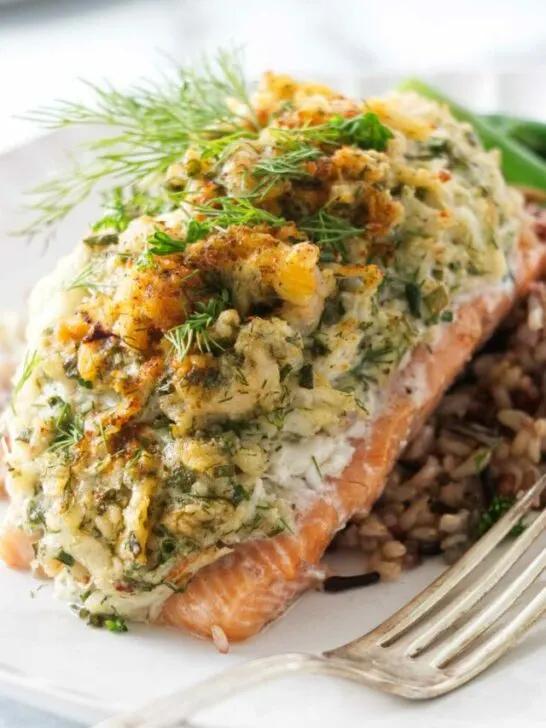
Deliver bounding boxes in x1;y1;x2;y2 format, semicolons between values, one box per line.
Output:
275;112;394;152
147;229;188;256
92;186;168;234
424;285;449;317
327;112;394;151
165;289;230;360
166;466;197;492
441;310;454;322
405;281;422;318
298;363;314;389
231;484;248;505
104;616;128;633
145;220;209;259
311;455;323;479
12;350;40;402
300;209;365;263
477;495;525;537
360;343;395;365
193;196;285;230
83;232;119;247
27;499;45;527
66;263;101;292
77;376;93;389
252;145;322;189
49;401;84;453
56;550;75;567
279;363;292;381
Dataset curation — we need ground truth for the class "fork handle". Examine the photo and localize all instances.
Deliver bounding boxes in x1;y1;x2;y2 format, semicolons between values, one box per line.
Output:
94;652;349;728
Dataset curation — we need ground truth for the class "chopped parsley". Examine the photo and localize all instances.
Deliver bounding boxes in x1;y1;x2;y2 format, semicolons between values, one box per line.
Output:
477;495;525;537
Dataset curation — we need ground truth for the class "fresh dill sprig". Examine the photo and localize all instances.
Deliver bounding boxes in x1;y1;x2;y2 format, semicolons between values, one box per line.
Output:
92;185;170;234
165;289;230;359
253;145;321;181
49;402;84;453
12;350;40;401
20;49;261;237
300;209;366;262
193;196;286;230
66;262;101;292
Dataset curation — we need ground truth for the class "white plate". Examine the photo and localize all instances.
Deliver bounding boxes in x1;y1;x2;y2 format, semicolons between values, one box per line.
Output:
0;72;545;727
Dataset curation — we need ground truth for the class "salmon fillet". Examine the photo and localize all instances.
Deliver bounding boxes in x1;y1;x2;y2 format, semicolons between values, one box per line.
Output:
160;219;546;641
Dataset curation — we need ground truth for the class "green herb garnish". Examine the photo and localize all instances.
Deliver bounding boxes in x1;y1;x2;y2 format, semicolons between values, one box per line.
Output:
19;49;261;237
300;209;365;263
166;289;230;359
105;616;128;633
477;495;525;537
12;350;40;402
194;196;285;230
298;363;314;389
327;112;394;151
49;401;84;453
405;282;422;318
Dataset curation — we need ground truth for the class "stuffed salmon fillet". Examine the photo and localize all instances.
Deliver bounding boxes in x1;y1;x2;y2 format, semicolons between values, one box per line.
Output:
2;69;545;642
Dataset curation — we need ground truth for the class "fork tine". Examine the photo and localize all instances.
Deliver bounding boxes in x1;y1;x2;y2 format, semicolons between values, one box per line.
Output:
371;474;546;646
400;507;546;656
429;543;546;666
445;584;546;685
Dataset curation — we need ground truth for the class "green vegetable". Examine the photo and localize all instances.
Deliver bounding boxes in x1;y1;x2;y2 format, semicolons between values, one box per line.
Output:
486;114;546;160
477;495;525;537
399;78;546;191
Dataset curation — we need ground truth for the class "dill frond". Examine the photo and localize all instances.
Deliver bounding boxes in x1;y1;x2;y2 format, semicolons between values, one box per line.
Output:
92;185;170;234
49;402;84;453
193;196;286;230
299;209;366;262
20;49;261;237
12;350;40;400
165;290;230;359
253;145;321;181
66;262;102;292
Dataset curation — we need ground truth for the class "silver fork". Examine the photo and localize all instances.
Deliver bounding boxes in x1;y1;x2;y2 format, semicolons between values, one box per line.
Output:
96;474;546;728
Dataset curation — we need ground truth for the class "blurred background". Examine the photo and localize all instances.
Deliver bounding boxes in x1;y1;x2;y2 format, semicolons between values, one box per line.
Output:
1;0;546;153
